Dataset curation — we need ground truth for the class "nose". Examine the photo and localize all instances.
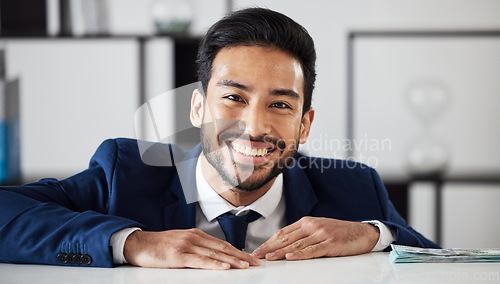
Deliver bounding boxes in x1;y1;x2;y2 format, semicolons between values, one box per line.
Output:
239;105;271;138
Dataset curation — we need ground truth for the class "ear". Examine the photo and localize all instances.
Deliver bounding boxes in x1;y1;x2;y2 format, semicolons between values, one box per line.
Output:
190;89;205;128
299;107;315;144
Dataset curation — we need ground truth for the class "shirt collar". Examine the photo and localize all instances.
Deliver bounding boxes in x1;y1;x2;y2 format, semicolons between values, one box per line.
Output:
195;155;283;222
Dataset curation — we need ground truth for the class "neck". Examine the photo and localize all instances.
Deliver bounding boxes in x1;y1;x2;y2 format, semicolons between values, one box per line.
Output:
200;154;276;207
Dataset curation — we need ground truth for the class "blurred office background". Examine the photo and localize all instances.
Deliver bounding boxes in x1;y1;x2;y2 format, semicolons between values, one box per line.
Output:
1;0;499;248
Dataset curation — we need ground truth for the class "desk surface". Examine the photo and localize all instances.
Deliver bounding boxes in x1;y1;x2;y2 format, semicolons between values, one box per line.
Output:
1;252;499;284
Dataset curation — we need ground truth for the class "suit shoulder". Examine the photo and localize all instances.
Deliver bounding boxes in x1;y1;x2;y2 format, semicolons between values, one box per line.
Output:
91;138;181;169
91;138;137;160
90;138;152;168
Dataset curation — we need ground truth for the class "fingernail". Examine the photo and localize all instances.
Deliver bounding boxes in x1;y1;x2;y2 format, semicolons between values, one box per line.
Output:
253;248;261;256
240;261;249;268
266;252;276;259
221;262;230;269
286;252;295;258
251;256;261;265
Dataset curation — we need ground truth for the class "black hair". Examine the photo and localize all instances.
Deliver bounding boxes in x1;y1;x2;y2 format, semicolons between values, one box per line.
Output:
196;7;316;114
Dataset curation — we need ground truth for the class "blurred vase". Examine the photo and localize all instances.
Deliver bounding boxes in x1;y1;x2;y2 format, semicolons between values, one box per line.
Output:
406;82;452;178
407;134;449;178
151;0;194;34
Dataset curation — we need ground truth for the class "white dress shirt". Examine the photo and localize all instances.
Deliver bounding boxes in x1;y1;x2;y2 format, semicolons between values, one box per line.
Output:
194;155;286;253
110;155;395;264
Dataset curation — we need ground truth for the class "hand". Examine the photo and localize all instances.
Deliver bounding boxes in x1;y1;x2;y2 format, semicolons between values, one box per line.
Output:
252;217;379;261
123;229;260;270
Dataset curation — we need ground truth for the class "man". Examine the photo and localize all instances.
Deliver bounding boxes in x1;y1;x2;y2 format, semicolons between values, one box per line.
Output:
0;8;438;270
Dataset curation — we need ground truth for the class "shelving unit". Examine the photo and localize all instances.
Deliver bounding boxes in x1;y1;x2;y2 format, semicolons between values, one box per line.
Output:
0;34;201;183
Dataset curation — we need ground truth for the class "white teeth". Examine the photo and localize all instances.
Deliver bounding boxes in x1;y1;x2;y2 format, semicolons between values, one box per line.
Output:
231;142;269;157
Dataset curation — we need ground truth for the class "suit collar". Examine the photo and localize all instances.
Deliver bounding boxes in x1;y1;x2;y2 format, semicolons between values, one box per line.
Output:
163;143;201;229
283;156;318;225
170;143;202;204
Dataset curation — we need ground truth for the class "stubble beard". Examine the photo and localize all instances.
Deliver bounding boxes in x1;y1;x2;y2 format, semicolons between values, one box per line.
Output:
200;123;299;192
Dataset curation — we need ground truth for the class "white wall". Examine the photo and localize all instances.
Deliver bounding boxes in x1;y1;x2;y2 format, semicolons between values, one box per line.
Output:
354;37;500;177
6;40;139;180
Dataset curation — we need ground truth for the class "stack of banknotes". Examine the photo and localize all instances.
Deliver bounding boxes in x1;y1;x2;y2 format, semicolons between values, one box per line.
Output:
390;244;500;263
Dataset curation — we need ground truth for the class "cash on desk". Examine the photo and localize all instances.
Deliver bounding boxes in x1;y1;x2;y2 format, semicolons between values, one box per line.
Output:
390;244;500;263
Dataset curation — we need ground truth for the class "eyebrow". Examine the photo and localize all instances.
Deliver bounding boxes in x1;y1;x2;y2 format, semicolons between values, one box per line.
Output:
216;79;252;92
271;89;300;100
217;79;300;101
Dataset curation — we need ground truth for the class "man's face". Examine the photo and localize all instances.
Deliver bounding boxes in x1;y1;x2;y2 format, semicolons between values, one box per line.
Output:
191;45;314;192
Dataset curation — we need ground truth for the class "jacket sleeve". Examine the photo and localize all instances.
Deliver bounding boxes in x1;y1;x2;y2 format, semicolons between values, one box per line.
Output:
0;139;144;267
369;168;440;249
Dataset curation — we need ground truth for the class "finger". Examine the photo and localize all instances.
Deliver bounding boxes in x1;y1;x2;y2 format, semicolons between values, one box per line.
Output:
284;241;330;261
180;253;231;270
190;229;260;266
191;246;252;269
252;222;306;258
265;235;320;260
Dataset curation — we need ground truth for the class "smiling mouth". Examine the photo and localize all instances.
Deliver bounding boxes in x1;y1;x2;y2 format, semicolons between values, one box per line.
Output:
228;141;274;157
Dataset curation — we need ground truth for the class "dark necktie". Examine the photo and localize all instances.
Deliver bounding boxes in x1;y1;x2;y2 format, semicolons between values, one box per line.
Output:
216;210;262;250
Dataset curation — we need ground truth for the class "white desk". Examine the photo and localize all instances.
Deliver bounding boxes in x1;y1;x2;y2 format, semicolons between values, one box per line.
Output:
1;252;499;283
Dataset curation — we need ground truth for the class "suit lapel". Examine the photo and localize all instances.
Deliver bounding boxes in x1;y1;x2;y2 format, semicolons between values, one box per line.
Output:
283;159;318;225
163;144;202;229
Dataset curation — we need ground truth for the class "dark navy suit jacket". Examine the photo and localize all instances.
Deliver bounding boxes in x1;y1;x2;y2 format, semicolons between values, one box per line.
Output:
0;138;438;267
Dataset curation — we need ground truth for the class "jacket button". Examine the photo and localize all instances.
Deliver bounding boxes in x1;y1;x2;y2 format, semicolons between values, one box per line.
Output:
66;253;75;264
74;254;84;264
82;254;92;265
57;253;67;264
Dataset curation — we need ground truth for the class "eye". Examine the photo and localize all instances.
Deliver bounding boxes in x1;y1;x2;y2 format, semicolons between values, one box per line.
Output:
270;102;292;109
224;94;244;102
